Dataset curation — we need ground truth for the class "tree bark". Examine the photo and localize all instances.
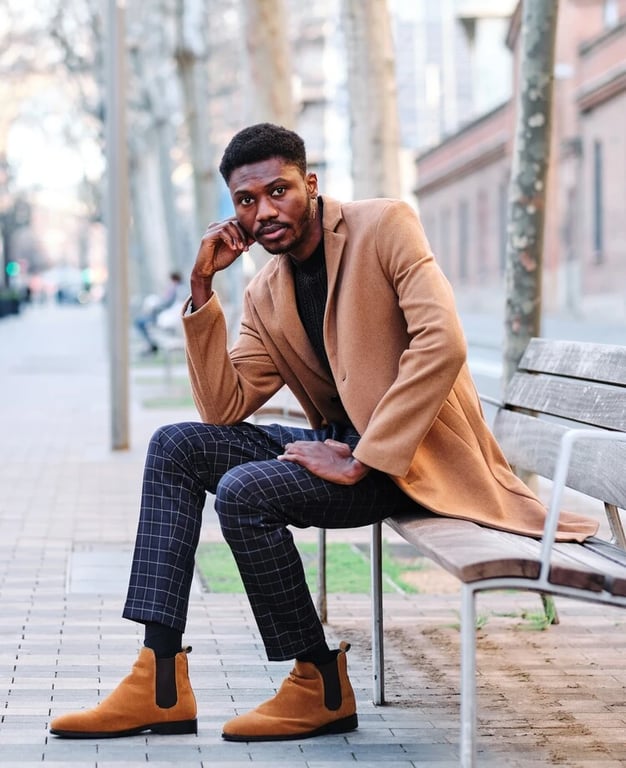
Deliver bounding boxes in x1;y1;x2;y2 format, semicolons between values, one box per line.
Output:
243;0;294;127
341;0;401;199
174;0;217;232
503;0;559;388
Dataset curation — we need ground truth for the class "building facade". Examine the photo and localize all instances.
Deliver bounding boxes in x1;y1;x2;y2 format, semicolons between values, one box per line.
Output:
415;0;626;320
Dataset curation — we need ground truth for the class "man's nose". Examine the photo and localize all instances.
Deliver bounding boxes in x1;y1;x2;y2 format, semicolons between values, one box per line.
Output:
256;196;278;220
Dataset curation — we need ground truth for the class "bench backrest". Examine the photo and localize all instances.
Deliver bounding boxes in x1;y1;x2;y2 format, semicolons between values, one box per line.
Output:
492;338;626;510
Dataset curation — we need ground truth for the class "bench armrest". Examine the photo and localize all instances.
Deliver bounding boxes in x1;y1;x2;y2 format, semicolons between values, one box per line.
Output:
478;393;502;409
539;429;626;579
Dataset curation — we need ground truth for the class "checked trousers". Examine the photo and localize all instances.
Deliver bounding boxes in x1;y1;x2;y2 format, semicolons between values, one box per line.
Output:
123;420;421;661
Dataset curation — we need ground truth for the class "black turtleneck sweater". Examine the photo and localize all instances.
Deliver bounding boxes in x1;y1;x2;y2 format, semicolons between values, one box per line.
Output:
290;236;331;374
289;200;352;427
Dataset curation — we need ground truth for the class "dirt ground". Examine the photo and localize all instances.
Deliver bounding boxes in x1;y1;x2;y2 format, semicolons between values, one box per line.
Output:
337;559;626;767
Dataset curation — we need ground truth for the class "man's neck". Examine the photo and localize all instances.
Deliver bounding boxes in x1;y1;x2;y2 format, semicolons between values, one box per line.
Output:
287;197;324;263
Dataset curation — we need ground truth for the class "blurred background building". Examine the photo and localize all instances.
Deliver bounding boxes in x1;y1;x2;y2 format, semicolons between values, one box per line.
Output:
414;0;626;320
0;0;625;321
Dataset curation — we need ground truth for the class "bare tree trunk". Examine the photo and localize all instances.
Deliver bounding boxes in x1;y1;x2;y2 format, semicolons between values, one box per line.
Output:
503;0;559;388
175;0;246;331
341;0;401;199
126;23;182;290
243;0;294;127
174;0;217;233
128;145;171;295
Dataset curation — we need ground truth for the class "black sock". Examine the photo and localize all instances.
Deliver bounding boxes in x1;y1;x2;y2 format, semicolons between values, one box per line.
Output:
296;641;334;667
144;622;182;659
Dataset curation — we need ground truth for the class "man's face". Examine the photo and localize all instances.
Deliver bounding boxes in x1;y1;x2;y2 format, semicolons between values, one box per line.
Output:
228;157;320;262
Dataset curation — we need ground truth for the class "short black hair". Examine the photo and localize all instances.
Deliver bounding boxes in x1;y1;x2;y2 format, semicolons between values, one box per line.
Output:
219;123;307;183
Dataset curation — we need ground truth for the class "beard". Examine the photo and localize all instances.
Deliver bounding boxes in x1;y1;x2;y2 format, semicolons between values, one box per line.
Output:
254;196;316;257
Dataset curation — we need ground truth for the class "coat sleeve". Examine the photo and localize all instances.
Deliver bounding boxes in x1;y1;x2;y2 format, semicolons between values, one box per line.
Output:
351;201;468;476
183;291;285;424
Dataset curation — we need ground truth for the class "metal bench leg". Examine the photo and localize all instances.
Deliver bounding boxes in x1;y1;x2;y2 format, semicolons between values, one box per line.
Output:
371;521;384;704
606;502;626;548
316;528;327;623
460;583;477;768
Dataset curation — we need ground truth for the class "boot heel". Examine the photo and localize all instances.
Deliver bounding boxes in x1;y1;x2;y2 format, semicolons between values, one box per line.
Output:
325;713;358;734
151;718;198;735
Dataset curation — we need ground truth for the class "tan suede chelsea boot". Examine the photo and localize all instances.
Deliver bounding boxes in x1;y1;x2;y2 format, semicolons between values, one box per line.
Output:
50;646;197;738
222;641;357;741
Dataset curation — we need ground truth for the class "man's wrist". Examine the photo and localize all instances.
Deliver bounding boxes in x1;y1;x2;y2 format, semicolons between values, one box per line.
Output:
189;284;213;313
185;295;208;316
350;456;370;480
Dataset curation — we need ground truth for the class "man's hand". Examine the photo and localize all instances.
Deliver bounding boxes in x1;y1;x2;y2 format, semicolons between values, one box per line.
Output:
190;218;255;309
277;439;371;485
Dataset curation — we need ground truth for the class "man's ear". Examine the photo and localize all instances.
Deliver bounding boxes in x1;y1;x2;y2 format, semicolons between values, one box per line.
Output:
305;172;318;197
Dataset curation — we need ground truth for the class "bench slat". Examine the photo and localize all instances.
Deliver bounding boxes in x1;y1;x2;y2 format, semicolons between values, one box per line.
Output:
505;372;626;430
519;338;626;385
550;541;626;593
387;514;626;593
580;538;626;597
386;513;541;582
493;410;626;509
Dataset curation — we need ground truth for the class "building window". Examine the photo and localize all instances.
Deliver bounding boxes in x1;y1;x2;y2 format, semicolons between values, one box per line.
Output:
593;140;604;264
458;199;469;282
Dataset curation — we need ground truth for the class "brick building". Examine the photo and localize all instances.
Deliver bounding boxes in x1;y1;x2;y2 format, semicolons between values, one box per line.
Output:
415;0;626;320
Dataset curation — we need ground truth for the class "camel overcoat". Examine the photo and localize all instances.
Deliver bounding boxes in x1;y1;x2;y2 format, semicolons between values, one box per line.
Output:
183;195;598;541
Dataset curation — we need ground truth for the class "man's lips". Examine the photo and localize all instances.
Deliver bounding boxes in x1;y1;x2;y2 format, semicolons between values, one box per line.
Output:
256;223;288;241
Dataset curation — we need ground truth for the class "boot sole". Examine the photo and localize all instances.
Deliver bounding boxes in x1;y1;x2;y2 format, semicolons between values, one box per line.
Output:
222;713;358;742
50;718;198;739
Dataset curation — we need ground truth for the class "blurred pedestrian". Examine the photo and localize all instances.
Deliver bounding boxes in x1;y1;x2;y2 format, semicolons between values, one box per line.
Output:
134;271;186;355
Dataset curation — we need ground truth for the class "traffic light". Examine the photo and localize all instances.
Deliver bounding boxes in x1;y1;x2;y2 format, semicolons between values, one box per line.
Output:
5;261;19;278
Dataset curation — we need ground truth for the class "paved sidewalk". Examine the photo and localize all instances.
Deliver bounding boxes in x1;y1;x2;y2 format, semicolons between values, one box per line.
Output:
0;302;625;767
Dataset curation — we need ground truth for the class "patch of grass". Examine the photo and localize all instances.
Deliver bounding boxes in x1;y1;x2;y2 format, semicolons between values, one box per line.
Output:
142;391;196;409
493;595;559;631
447;611;490;632
518;601;557;631
133;373;196;409
195;541;421;594
378;547;428;591
195;542;250;592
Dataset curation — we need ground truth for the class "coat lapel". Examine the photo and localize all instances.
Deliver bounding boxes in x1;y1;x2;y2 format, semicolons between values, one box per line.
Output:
259;197;346;380
264;255;328;378
320;197;346;368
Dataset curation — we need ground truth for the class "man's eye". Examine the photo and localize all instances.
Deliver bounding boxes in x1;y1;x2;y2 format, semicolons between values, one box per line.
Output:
271;186;286;197
239;196;253;206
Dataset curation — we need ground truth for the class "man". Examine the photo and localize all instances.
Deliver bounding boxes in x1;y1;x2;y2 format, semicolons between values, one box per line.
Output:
50;123;596;742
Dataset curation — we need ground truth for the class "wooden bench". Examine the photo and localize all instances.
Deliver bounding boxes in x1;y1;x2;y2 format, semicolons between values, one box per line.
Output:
258;338;626;767
369;338;626;767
